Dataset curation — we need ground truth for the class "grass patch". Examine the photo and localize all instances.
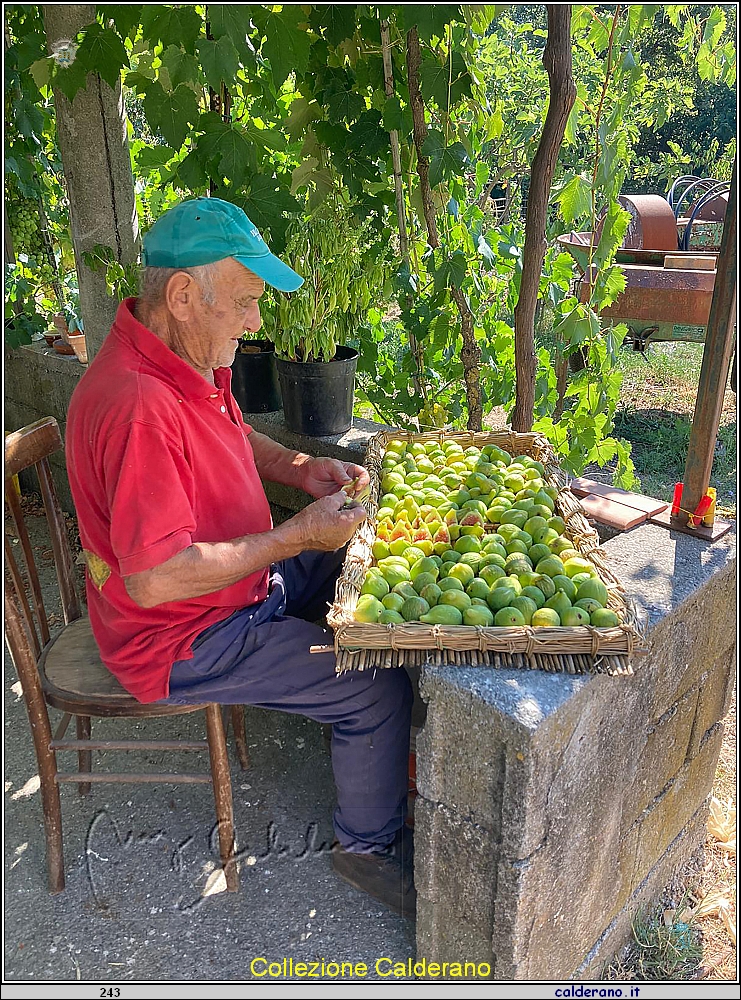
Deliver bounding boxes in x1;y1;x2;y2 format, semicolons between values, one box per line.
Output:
613;342;737;511
619;904;703;980
613;408;737;508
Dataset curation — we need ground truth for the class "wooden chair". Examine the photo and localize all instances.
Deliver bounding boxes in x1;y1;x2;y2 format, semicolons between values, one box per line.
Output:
5;416;249;894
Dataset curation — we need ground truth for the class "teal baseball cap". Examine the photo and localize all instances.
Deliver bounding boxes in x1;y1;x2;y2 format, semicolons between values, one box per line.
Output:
141;196;303;292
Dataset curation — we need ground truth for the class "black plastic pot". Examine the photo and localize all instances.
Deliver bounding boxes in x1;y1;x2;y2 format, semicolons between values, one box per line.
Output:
276;346;358;436
230;340;282;413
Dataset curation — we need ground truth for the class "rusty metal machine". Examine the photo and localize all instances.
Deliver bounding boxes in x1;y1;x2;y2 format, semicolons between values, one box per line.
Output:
557;177;731;350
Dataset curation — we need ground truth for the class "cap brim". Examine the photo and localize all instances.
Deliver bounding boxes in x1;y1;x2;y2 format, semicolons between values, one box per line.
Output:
233;252;304;292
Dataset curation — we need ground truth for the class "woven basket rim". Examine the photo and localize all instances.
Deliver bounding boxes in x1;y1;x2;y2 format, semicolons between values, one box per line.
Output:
327;428;647;668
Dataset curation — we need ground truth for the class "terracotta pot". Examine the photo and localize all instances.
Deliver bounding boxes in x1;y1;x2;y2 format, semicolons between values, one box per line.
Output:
68;333;88;365
53;338;75;356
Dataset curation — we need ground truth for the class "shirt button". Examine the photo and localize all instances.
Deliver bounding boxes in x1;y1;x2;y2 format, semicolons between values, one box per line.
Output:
220;405;226;413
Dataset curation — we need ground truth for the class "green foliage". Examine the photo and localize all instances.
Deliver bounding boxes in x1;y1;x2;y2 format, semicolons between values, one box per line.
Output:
4;2;735;488
265;205;393;363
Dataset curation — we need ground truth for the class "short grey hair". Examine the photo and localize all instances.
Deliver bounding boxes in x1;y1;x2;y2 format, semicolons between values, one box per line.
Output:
138;262;220;306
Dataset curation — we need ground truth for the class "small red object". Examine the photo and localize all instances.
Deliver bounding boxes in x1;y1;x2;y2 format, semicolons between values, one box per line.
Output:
690;494;713;528
671;483;683;517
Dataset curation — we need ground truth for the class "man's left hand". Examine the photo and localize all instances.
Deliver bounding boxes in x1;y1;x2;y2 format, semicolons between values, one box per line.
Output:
300;457;371;499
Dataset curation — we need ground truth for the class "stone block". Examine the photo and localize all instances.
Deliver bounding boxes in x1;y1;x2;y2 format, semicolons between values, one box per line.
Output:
486;688;649;978
628;723;723;889
686;646;736;759
625;686;698;824
577;803;708;978
417;665;593;854
414;797;499;936
263;480;312;513
416;895;495;971
243;409;385;466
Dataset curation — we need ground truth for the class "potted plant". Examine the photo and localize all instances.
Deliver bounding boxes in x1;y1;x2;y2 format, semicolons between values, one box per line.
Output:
265;205;392;436
230;337;282;414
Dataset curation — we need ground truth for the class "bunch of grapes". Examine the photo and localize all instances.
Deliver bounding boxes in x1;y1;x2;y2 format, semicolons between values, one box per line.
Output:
8;196;42;257
7;181;58;290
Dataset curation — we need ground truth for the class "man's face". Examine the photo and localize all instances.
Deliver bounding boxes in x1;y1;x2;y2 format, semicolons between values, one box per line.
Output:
175;258;266;373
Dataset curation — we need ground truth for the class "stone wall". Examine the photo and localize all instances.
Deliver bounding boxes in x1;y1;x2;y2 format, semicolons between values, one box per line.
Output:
415;524;736;979
4;343;84;512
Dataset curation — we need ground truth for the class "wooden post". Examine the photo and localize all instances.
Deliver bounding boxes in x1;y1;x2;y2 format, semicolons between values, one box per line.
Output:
381;18;424;398
512;5;575;432
406;25;483;430
679;159;737;524
43;4;140;361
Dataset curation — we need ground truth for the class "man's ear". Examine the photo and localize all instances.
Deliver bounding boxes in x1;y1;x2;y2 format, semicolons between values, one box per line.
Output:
165;271;198;321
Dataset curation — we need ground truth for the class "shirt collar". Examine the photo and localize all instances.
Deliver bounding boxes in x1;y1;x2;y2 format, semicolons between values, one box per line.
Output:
112;298;232;401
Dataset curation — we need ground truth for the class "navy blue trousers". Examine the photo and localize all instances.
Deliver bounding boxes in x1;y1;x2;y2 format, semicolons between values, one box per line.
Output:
164;549;413;853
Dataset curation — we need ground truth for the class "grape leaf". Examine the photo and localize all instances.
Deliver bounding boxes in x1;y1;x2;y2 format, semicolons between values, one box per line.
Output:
143;82;199;149
134;144;176;170
140;5;202;54
14;99;45;140
238;175;301;253
103;6;143;40
554;173;592;226
308;5;357;46
486;106;504;139
702;6;726;47
196;115;257;187
50;57;90;102
76;23;130;89
474;160;489;197
421;130;469;187
420;50;472;109
242;121;286;152
346;110;389;158
401;6;462;42
432;249;468;291
161;46;200;88
195;35;240;92
291;156;320;195
208;6;255;56
284;97;323;140
29;57;52;91
252;7;312;88
173;149;210;190
382;95;412;135
314;120;350;151
327;87;366;123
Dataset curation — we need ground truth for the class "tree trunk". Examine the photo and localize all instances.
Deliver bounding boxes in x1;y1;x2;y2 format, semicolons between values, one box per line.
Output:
511;5;575;432
43;4;139;361
406;26;483;430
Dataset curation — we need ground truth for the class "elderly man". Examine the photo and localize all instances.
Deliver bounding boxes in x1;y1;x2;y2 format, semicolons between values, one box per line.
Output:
65;197;414;917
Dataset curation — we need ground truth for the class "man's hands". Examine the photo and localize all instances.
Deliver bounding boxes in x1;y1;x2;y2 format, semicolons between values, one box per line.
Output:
290;491;367;552
299;457;371;500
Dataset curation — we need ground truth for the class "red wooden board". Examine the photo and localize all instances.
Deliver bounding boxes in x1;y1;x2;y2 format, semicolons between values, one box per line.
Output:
570;478;669;517
577;494;648;531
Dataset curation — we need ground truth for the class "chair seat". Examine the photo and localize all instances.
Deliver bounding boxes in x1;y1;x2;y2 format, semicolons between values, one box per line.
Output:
39;616;203;716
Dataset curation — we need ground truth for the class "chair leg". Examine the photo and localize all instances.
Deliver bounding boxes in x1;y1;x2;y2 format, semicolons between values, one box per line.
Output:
31;707;65;893
231;705;250;770
76;715;92;796
204;704;239;892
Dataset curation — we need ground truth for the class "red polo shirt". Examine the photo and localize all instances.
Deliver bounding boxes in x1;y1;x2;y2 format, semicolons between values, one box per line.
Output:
65;298;273;703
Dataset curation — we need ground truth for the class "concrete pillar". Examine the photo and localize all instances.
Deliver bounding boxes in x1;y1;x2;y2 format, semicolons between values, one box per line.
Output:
415;524;736;978
43;5;139;360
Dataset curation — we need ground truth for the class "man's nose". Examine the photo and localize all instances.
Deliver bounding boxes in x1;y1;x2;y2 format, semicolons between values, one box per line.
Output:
244;306;262;334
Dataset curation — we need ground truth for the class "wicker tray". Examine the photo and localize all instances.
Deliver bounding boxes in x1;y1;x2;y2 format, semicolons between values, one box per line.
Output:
326;429;648;676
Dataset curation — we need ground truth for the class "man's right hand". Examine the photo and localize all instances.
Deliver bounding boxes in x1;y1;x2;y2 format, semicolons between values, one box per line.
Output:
290;491;367;551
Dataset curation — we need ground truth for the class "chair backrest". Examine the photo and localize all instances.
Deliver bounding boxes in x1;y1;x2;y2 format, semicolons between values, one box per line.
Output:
5;417;82;665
